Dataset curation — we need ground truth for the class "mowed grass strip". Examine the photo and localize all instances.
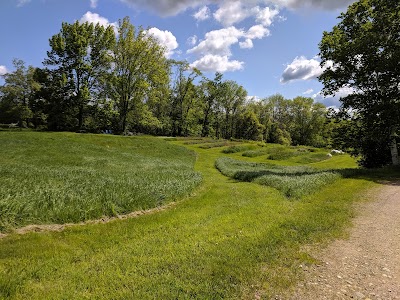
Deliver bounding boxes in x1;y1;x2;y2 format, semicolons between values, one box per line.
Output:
0;132;201;231
215;157;340;198
0;136;384;299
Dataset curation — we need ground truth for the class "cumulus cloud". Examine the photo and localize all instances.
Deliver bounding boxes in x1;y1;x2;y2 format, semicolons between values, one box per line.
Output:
146;28;179;58
90;0;98;8
119;0;215;16
277;0;356;10
213;1;253;27
187;16;275;72
193;6;210;21
281;56;324;83
118;0;354;17
0;65;8;76
239;39;254;49
187;26;244;56
246;24;270;39
313;86;354;107
80;11;118;30
213;2;279;27
190;55;244;72
255;6;279;26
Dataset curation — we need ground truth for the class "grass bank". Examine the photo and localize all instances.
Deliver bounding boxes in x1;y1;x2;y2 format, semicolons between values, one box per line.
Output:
0;136;393;299
0;132;201;231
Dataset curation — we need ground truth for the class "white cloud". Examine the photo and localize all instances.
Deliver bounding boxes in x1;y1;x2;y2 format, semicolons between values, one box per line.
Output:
90;0;98;8
118;0;354;17
146;28;179;58
187;35;198;46
275;0;356;10
119;0;214;16
80;11;118;30
281;56;324;83
247;95;261;102
187;17;275;73
17;0;30;7
190;55;244;72
255;6;279;26
187;26;244;56
193;6;210;21
313;86;354;107
245;24;270;39
213;2;279;27
239;39;254;49
213;1;252;27
303;88;314;95
0;65;8;76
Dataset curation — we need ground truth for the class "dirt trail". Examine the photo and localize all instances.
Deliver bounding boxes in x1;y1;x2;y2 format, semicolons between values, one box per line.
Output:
289;183;400;300
0;202;177;239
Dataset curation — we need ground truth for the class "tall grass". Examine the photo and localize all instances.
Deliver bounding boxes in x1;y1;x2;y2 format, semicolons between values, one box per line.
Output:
0;136;391;299
215;157;340;198
0;132;201;231
222;144;257;154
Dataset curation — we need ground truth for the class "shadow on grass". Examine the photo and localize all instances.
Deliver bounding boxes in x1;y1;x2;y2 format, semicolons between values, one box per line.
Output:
232;167;400;185
215;157;400;198
233;170;324;182
336;166;400;185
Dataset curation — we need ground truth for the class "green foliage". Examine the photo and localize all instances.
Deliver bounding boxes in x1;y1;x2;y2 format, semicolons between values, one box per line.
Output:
215;157;341;198
235;110;265;141
198;141;235;149
110;17;169;133
44;21;116;130
266;146;300;160
319;0;400;166
0;59;38;126
0;21;337;147
0;132;201;231
331;117;393;168
241;149;268;157
222;144;257;154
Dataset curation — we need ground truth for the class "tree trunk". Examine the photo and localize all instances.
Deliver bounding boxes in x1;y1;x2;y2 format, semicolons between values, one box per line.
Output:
390;137;399;166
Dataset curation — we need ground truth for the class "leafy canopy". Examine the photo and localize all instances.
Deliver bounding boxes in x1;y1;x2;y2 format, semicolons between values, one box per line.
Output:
319;0;400;167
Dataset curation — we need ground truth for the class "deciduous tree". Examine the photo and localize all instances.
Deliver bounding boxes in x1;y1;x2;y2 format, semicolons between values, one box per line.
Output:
319;0;400;166
44;21;115;129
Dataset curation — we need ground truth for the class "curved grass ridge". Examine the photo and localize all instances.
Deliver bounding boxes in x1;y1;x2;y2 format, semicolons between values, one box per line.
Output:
215;157;340;198
0;132;202;231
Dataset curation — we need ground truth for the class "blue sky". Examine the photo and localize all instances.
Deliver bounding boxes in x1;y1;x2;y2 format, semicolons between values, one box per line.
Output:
0;0;356;107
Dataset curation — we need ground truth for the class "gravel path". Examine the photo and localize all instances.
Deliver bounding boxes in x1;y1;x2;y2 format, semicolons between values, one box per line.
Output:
289;183;400;300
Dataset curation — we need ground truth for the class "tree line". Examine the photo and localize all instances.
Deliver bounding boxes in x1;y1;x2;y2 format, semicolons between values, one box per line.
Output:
0;17;333;147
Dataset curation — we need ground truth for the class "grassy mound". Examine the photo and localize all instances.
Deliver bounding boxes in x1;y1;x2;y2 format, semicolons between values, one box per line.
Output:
215;157;340;198
0;132;201;231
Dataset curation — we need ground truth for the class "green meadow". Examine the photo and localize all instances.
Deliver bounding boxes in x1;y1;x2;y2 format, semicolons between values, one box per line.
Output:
0;132;398;299
0;132;201;231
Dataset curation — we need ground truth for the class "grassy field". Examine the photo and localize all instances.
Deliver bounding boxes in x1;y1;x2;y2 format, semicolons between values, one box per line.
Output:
0;134;397;299
0;132;201;231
